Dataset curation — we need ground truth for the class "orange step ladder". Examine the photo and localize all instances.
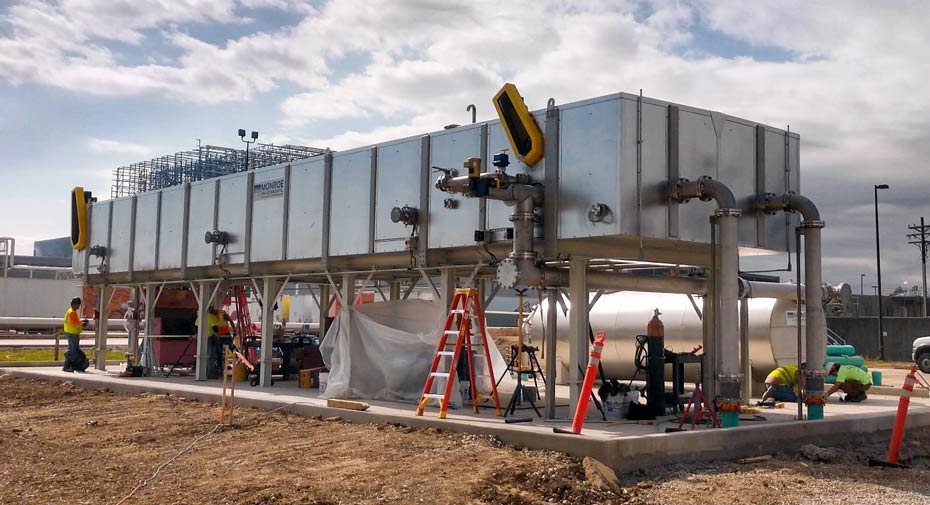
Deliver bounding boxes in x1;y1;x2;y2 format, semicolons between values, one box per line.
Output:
416;288;503;419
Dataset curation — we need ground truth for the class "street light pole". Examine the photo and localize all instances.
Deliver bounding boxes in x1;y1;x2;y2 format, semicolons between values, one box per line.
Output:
875;184;889;360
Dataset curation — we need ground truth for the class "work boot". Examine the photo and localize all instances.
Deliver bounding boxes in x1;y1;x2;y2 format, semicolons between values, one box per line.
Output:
62;367;74;373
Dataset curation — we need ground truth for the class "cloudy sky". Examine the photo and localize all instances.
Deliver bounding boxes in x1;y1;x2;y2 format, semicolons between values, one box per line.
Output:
1;0;928;293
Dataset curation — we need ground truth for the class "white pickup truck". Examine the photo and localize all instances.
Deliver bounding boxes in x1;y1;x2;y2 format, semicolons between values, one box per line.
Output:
913;336;930;373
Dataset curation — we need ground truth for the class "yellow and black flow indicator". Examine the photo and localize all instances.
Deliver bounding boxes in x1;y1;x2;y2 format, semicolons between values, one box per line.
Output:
492;83;544;166
71;186;89;250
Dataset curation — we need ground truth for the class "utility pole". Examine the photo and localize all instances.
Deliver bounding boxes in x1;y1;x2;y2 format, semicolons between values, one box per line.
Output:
907;217;930;317
874;184;889;360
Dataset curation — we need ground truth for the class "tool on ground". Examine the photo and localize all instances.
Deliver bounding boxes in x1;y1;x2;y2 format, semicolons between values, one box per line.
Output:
501;289;542;418
416;288;503;419
554;331;606;435
606;420;655;426
869;365;917;468
665;382;719;432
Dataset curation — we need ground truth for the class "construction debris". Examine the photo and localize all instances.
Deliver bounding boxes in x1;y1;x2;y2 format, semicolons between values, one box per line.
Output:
326;399;370;411
582;457;622;496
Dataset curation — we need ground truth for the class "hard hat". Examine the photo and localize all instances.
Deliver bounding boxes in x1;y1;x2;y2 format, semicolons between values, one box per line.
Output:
71;297;82;305
824;361;838;373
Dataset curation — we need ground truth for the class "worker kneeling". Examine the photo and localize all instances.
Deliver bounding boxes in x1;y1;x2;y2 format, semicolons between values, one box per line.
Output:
826;362;871;402
761;364;802;403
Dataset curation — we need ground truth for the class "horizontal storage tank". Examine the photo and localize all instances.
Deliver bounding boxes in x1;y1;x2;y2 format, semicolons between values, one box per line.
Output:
526;291;806;383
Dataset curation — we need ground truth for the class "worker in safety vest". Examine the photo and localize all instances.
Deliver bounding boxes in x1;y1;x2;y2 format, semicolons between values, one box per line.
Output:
760;364;802;402
826;362;872;402
62;297;88;372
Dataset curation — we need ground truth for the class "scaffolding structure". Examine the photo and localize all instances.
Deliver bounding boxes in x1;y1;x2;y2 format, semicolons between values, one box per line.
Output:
111;143;327;198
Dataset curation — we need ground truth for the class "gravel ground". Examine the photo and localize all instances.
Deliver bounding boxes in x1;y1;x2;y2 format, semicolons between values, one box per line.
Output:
3;373;930;504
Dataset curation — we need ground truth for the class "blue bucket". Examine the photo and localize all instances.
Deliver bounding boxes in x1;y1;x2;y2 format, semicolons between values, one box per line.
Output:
871;371;882;386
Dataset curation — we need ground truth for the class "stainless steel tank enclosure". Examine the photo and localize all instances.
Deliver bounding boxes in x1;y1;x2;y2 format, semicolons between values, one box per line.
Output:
73;92;799;281
73;89;815;423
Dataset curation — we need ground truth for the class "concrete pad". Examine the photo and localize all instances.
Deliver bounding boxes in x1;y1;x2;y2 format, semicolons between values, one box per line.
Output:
4;366;930;473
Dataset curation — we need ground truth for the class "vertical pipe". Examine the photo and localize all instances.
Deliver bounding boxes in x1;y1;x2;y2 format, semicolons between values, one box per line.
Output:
740;298;750;404
703;223;717;402
95;285;109;371
259;277;276;387
194;281;210;381
717;211;741;427
342;273;356;307
796;228;803;421
390;281;401;301
545;288;558;419
804;224;827;420
568;258;588;414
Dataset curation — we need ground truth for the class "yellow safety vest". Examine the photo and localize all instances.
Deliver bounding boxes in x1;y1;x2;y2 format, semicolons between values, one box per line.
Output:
194;313;220;336
63;307;83;335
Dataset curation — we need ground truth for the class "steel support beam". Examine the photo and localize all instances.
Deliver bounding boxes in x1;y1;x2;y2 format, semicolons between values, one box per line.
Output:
319;284;331;336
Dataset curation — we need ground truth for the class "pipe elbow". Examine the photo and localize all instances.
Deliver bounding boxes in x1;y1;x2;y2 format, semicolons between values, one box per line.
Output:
785;193;822;223
669;177;737;211
697;177;738;210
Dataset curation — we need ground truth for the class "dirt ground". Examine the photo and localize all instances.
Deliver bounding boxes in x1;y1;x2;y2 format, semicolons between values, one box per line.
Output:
3;373;930;505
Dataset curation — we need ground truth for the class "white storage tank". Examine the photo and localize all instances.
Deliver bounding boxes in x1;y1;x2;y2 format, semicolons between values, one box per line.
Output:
526;291;806;383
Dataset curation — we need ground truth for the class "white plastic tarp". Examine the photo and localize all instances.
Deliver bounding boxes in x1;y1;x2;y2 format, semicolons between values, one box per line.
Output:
319;299;514;408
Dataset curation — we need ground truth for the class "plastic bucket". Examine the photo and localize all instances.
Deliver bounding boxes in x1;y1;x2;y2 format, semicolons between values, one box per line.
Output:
872;371;882;386
319;372;329;393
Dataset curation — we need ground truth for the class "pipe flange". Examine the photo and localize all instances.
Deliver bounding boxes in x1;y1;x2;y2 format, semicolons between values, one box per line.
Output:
756;193;780;215
800;219;825;229
496;258;519;289
509;251;538;261
803;394;827;406
714;208;742;218
804;369;827;379
509;211;539;223
716;400;741;413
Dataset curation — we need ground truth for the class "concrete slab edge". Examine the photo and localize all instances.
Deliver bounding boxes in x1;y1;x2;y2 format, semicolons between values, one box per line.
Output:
2;368;920;474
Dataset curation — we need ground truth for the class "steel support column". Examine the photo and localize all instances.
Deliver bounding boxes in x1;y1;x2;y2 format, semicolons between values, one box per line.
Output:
128;286;141;358
389;281;401;301
440;269;456;310
259;277;278;387
194;281;210;381
95;284;109;371
318;284;330;336
545;288;559;419
568;258;588;414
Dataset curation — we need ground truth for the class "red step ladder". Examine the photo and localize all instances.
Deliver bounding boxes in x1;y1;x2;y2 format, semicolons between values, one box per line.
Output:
416;288;503;419
233;285;257;362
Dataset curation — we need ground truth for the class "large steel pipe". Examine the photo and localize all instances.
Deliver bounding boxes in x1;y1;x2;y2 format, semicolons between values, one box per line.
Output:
669;176;742;425
758;192;826;419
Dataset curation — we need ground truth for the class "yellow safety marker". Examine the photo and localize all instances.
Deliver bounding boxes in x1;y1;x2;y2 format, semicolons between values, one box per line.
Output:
71;187;88;250
492;83;544;166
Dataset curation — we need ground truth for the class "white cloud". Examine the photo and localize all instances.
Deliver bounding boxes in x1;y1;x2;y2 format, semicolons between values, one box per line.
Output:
86;138;154;157
2;0;930;286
